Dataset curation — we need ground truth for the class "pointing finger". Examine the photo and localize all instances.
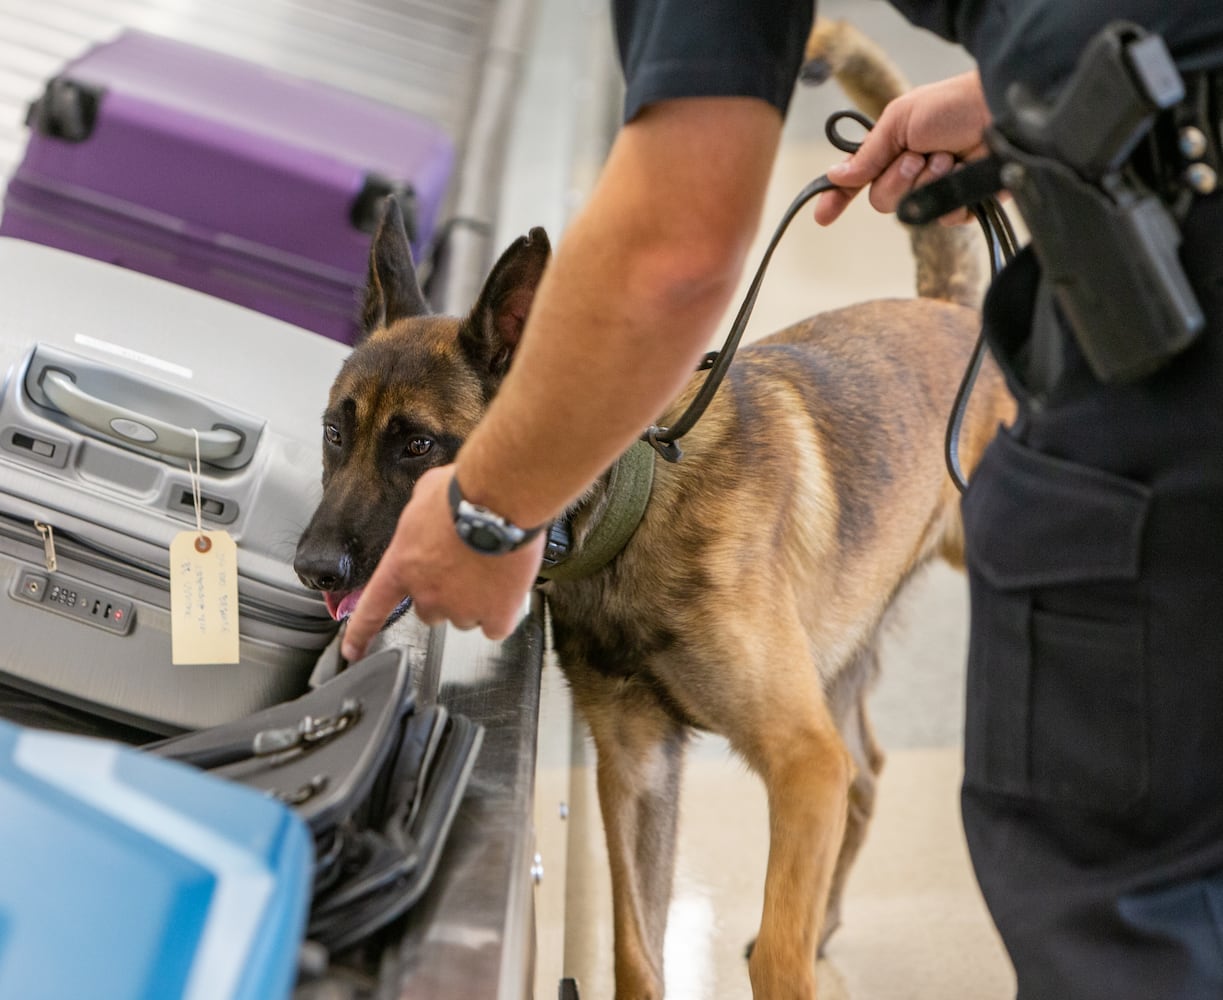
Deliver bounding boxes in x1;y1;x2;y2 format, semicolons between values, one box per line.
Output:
340;560;409;662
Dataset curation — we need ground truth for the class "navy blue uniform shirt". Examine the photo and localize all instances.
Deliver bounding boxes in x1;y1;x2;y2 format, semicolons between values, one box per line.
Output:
614;0;1223;119
890;0;1223;112
613;0;812;121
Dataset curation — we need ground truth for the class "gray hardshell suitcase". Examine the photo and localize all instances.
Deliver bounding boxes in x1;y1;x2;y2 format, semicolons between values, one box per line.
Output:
0;238;347;734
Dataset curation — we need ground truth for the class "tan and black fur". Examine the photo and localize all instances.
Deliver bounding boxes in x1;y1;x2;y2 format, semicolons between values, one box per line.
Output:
296;20;1014;1000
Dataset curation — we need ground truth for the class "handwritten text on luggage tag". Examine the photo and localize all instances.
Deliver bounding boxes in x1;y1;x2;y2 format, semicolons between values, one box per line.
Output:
169;432;240;665
170;530;240;664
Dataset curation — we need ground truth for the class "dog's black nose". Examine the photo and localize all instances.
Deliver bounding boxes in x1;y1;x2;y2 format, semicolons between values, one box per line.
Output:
293;543;351;593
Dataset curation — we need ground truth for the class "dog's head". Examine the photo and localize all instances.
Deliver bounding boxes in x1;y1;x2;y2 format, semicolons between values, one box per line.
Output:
293;198;550;622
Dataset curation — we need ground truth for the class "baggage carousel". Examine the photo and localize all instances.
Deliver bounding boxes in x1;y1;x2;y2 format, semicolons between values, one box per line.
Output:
0;0;621;995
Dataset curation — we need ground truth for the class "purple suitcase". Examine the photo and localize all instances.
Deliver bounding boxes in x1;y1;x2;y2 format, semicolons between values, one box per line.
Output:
0;30;455;345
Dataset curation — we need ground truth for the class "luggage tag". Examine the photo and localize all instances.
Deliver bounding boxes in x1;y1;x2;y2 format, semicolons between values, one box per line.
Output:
170;433;240;664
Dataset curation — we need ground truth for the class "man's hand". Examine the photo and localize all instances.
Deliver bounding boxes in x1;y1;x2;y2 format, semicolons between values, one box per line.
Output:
339;464;546;661
814;70;992;225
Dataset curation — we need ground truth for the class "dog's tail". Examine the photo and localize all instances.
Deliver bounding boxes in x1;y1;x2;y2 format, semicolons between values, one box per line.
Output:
802;18;983;310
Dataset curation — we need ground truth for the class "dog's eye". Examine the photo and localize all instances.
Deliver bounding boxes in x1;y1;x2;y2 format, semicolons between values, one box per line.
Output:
403;437;433;458
324;423;341;447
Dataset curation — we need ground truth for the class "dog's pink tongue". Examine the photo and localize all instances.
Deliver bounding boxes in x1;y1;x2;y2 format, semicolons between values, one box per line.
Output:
323;589;364;622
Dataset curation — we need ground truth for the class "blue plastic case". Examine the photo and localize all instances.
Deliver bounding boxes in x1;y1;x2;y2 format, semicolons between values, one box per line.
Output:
0;720;312;1000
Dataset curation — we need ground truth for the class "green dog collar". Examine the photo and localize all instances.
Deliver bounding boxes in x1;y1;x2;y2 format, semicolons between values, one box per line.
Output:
538;440;655;582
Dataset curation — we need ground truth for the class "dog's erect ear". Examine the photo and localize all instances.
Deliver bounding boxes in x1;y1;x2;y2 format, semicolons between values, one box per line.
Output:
462;227;550;377
361;197;430;334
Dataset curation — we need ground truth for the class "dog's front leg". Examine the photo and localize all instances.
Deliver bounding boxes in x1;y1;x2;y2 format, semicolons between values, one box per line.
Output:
752;722;851;999
571;672;688;1000
729;658;852;1000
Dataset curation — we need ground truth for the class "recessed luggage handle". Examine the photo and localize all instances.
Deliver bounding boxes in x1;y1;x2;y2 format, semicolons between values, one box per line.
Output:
41;370;243;462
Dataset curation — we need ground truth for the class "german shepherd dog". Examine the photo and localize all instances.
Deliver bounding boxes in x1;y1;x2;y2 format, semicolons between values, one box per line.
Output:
295;19;1014;999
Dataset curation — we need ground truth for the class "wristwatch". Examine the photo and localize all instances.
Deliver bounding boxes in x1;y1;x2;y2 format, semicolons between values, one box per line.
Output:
448;474;544;555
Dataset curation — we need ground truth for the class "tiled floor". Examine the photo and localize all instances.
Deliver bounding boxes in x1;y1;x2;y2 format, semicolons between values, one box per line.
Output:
534;3;1018;998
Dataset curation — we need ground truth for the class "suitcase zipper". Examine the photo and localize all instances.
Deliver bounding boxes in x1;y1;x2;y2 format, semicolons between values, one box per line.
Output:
0;513;334;634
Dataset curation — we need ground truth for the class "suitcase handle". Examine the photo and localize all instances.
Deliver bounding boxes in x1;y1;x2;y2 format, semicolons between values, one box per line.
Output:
42;371;243;462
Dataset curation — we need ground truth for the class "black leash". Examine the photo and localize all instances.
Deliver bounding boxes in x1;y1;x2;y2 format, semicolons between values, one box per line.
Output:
642;110;874;463
943;195;1018;491
641;109;1018;495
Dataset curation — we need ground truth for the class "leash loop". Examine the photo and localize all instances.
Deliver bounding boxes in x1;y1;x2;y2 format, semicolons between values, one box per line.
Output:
825;108;874;153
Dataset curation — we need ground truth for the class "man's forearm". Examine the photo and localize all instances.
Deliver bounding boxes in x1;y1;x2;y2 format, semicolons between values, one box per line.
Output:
454;96;784;527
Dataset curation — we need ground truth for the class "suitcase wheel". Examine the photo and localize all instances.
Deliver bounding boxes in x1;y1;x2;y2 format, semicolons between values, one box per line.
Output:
26;77;103;143
351;174;418;244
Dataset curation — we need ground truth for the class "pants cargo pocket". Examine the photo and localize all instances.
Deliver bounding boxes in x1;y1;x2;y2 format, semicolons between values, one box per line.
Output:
962;429;1152;813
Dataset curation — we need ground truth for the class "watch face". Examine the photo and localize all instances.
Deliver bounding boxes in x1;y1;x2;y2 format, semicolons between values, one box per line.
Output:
466;522;506;553
451;479;535;555
456;510;514;554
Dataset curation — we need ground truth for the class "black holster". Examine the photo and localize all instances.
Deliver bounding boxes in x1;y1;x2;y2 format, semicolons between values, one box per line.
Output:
899;22;1210;385
991;128;1202;383
992;22;1207;383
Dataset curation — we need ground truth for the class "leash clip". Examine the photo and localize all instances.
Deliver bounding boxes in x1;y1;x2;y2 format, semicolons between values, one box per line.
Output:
641;425;684;463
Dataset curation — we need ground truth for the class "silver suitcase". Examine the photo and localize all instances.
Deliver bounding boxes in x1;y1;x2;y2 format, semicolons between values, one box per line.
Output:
0;239;347;733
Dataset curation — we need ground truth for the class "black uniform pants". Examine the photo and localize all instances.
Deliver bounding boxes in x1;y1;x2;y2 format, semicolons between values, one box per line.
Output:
961;191;1223;1000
